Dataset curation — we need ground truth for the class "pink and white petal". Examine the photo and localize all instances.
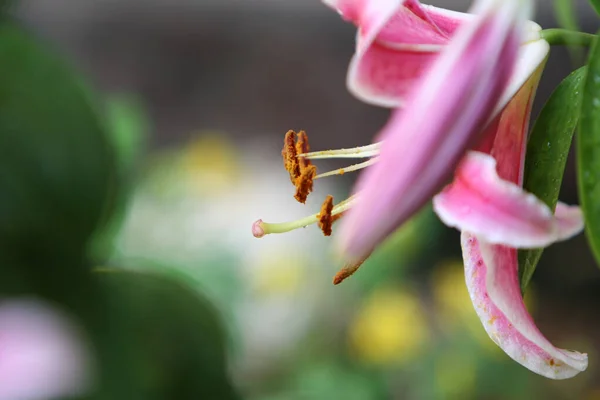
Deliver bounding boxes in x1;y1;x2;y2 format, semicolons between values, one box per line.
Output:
322;0;464;46
462;233;588;379
494;37;549;119
321;0;406;47
555;202;585;240
346;1;543;108
347;43;439;107
433;152;581;248
338;2;521;261
373;2;465;47
347;2;469;106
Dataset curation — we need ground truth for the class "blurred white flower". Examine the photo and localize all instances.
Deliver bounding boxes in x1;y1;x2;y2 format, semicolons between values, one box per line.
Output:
112;133;345;373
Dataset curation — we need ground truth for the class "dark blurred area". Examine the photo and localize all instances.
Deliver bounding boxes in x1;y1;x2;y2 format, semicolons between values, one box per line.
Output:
5;0;600;399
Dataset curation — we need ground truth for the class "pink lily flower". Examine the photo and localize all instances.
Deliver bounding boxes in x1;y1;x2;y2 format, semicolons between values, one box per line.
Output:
252;0;588;378
433;70;587;379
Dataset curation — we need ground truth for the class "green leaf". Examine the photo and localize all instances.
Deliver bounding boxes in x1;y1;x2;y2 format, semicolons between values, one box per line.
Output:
553;0;580;32
88;95;149;261
97;269;241;400
0;22;117;256
105;95;149;174
589;0;600;16
519;67;586;292
577;33;600;271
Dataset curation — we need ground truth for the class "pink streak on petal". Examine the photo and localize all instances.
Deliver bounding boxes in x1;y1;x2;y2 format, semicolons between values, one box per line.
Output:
0;299;92;400
321;0;407;40
433;152;564;248
374;3;465;46
489;67;538;186
339;5;520;260
462;233;588;379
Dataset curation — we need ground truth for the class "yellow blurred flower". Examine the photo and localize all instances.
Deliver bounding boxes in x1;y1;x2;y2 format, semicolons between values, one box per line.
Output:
251;249;307;297
432;260;536;357
181;133;241;196
349;287;430;366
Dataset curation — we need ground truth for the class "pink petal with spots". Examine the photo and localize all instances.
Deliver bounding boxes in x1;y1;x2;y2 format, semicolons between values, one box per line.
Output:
432;152;584;248
462;233;588;379
338;1;523;261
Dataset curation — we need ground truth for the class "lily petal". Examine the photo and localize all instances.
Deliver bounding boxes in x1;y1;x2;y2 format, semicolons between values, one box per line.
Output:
462;233;588;379
326;0;469;107
327;0;543;107
432;152;584;248
338;0;523;261
555;202;585;241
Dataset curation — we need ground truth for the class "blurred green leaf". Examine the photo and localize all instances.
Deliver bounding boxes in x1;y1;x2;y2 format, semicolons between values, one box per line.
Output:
519;67;586;291
278;361;386;400
553;0;580;31
88;95;149;261
98;269;240;400
578;33;600;270
589;0;600;16
351;204;442;292
0;22;117;257
105;95;148;174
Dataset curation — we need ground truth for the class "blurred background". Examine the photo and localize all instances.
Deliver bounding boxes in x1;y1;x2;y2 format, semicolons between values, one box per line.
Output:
6;0;600;399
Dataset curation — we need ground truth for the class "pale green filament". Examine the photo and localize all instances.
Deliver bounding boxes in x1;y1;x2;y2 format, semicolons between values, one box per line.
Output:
300;143;381;160
259;196;356;235
315;158;379;179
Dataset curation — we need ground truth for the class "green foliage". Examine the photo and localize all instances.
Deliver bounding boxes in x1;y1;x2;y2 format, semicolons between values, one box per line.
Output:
578;33;600;270
589;0;600;16
0;20;237;400
97;270;240;400
553;0;580;32
519;67;586;291
0;22;116;258
88;95;149;261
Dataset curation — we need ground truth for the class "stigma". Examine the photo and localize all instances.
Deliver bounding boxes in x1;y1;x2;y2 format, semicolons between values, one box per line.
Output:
252;130;380;284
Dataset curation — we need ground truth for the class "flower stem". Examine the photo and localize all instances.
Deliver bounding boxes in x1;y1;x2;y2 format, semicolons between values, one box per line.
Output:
540;29;596;47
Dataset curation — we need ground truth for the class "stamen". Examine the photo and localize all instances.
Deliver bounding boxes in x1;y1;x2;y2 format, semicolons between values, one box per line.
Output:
252;196;356;238
317;195;335;236
315;158;379;179
333;256;369;285
282;130;301;183
282;130;317;204
300;143;381;160
296;131;311;168
294;165;317;204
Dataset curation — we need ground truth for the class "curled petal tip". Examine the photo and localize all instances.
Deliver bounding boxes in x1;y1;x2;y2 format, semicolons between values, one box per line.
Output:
463;233;588;379
554;203;585;241
252;220;265;238
433;152;583;249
